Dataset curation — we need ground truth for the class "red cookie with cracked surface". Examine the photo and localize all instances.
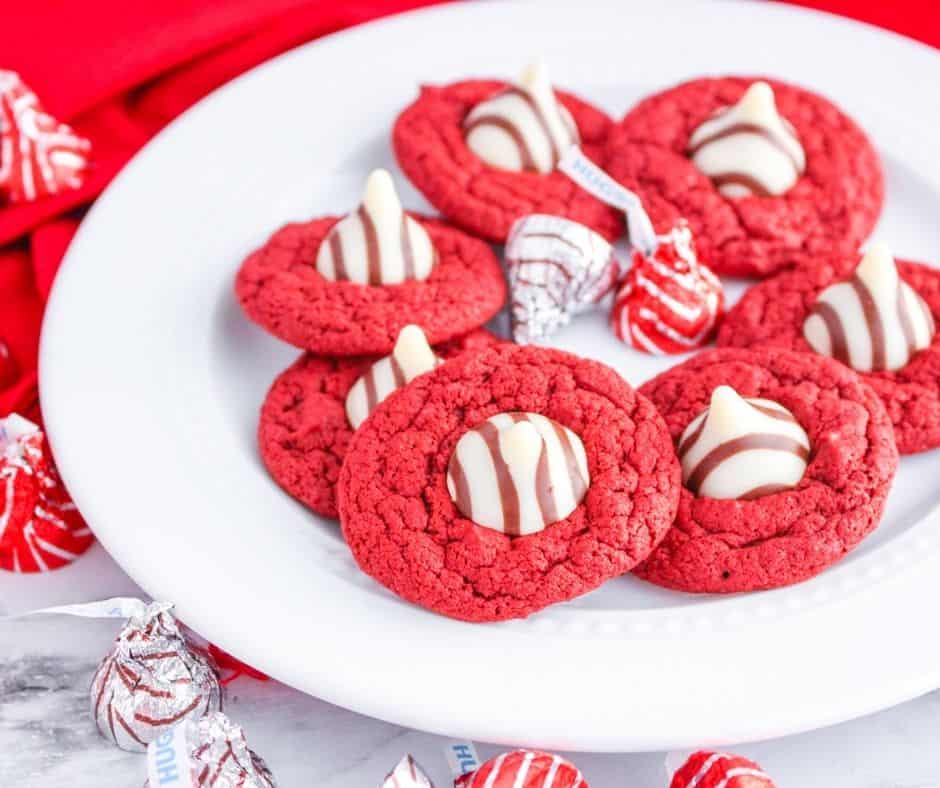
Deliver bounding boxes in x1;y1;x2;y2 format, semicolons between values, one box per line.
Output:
337;344;681;622
393;80;623;244
235;215;506;356
606;76;883;278
718;253;940;454
636;347;898;593
259;329;500;519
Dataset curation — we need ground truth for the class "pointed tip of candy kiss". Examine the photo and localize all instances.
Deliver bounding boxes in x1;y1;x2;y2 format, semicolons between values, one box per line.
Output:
393;324;436;381
856;241;897;290
520;58;549;93
707;385;749;433
363;168;402;215
2;412;39;435
0;412;40;457
502;420;543;470
738;80;777;122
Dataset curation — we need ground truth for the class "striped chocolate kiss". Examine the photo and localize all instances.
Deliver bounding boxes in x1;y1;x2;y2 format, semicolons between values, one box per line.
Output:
803;242;935;373
463;59;579;175
678;386;810;500
315;169;436;286
345;325;440;430
687;81;805;198
447;412;589;536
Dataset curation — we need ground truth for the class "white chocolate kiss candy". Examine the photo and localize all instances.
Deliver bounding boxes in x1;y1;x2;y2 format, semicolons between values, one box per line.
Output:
447;412;589;536
463;60;579;174
345;325;441;429
687;81;806;198
803;243;935;372
316;169;436;286
678;386;810;500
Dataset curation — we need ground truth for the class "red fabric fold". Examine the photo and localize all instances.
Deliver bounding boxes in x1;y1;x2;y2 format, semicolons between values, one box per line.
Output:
0;0;444;413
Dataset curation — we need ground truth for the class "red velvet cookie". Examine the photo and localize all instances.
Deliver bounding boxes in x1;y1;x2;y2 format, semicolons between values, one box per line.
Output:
636;347;898;593
393;80;622;244
718;254;940;454
606;76;883;278
235;215;506;356
258;329;499;519
338;344;681;622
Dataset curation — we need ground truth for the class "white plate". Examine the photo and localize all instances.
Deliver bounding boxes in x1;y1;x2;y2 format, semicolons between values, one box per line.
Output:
39;0;940;752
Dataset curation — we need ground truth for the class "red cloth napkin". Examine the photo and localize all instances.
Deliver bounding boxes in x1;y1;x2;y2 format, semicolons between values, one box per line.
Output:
0;0;936;422
0;0;444;420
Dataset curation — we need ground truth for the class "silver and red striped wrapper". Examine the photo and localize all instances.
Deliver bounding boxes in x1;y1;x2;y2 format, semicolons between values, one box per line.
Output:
506;214;621;344
145;711;276;787
91;601;222;751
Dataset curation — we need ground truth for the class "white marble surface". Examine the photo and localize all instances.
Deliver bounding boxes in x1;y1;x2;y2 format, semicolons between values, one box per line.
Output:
3;545;940;787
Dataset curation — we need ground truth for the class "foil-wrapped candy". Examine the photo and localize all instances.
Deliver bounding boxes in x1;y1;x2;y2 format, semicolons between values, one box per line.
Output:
381;754;435;787
0;413;94;573
455;750;586;788
91;600;222;751
506;214;621;344
0;70;92;203
146;711;276;788
668;750;775;788
611;222;724;355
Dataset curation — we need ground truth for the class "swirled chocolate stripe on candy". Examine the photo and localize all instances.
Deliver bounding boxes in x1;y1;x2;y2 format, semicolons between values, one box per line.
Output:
678;386;810;500
316;169;436;286
803;243;935;372
345;325;441;430
446;411;589;536
464;60;579;174
687;81;806;198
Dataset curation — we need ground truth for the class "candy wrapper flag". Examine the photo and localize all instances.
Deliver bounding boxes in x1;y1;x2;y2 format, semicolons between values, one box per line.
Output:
91;601;222;751
506;214;621;344
0;413;94;572
455;750;586;788
381;754;435;788
146;712;276;788
611;222;724;354
670;751;776;788
0;70;91;204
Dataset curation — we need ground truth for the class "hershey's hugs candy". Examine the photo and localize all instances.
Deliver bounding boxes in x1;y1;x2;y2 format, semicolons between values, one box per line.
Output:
0;413;94;573
146;712;276;788
91;601;222;751
456;750;586;788
506;213;621;344
804;242;935;372
687;81;805;198
381;754;435;788
464;60;578;174
669;750;776;788
678;385;810;500
0;70;92;203
611;222;723;355
317;169;436;286
346;324;441;429
447;412;589;536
